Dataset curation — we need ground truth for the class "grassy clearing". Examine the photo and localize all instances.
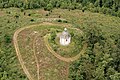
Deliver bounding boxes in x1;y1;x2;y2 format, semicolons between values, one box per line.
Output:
18;29;38;80
48;9;120;35
0;7;120;80
17;25;69;80
48;27;84;58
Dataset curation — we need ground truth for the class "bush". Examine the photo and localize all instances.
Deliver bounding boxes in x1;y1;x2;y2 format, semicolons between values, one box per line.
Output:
111;11;117;16
28;13;31;16
88;3;94;8
93;7;99;13
21;7;24;12
106;9;112;15
53;44;58;51
68;3;75;10
45;3;53;11
70;32;74;37
60;2;68;9
82;7;87;12
7;20;10;23
45;13;49;16
102;7;107;14
76;3;82;10
58;15;61;18
30;19;34;22
44;7;47;11
63;20;68;23
117;11;120;17
57;19;68;23
57;19;62;22
4;34;11;43
15;14;19;18
24;12;26;15
6;11;11;14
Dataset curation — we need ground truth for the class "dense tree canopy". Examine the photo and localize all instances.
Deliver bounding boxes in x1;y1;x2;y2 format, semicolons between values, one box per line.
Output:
0;0;120;80
0;0;120;17
69;25;120;80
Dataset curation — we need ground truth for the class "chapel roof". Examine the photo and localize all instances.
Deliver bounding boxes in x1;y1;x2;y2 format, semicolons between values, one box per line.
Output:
60;28;71;38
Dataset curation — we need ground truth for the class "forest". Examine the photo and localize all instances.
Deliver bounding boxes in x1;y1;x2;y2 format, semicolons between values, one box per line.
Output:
0;0;120;17
69;25;120;80
0;0;120;80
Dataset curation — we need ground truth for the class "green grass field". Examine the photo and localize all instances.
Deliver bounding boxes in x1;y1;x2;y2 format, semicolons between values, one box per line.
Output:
17;25;69;80
48;27;84;58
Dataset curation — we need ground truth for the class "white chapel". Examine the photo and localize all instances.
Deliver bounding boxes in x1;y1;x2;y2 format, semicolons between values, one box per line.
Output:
60;28;71;46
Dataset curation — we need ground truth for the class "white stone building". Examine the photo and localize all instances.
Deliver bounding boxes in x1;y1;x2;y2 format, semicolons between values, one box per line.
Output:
60;28;71;46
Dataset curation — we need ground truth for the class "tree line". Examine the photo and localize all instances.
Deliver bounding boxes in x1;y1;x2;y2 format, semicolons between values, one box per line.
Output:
0;0;120;17
69;25;120;80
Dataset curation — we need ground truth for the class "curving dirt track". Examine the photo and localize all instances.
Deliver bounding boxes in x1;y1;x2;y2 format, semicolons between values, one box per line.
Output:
44;34;87;62
33;35;40;80
13;21;87;80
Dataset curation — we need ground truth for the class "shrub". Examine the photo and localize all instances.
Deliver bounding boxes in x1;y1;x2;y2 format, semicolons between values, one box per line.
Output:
30;19;34;22
44;7;47;11
6;11;11;14
15;14;19;18
21;7;24;12
117;11;120;17
51;31;56;41
93;7;99;13
45;13;49;16
16;21;17;23
28;13;31;16
63;20;68;23
111;11;117;16
57;19;62;22
60;2;68;9
70;32;74;37
102;7;107;14
68;3;75;10
82;7;87;12
76;3;82;10
45;3;53;11
24;12;26;15
53;44;58;51
58;15;61;18
7;20;10;23
88;3;94;8
4;34;11;43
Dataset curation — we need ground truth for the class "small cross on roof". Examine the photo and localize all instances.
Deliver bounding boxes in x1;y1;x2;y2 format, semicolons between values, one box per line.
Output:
64;28;67;31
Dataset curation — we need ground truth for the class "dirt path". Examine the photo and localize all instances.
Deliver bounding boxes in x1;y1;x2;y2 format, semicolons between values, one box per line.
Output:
13;21;87;80
13;25;34;80
33;35;40;80
44;34;87;62
13;22;72;80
